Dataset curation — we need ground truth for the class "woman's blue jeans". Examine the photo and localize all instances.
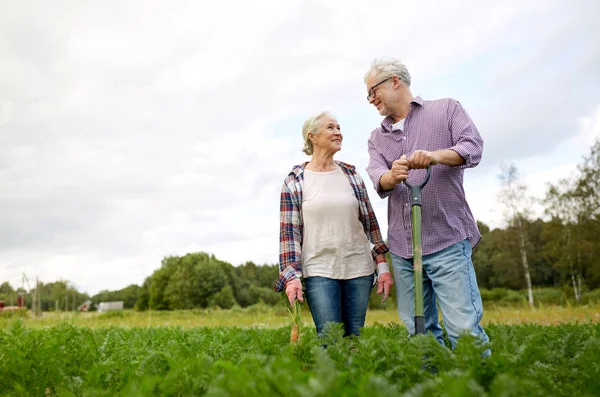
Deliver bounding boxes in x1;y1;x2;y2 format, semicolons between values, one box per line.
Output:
304;274;374;337
390;239;490;352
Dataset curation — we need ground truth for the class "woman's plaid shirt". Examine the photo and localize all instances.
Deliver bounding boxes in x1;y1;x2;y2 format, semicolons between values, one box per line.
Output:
274;160;389;292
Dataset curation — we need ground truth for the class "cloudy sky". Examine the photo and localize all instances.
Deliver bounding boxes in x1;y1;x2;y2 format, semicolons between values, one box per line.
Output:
1;0;599;295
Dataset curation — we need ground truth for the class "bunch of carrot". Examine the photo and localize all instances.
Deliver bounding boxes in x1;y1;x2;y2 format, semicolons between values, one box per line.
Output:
288;300;303;344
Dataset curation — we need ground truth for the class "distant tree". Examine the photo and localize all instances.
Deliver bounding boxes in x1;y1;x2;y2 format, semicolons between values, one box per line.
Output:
210;286;236;309
92;284;140;309
164;255;199;309
0;281;15;303
544;182;585;300
498;164;534;307
51;281;69;310
472;222;494;288
249;285;281;306
193;255;230;308
232;262;279;307
149;257;177;310
573;139;600;219
159;253;232;309
571;138;600;287
135;277;151;311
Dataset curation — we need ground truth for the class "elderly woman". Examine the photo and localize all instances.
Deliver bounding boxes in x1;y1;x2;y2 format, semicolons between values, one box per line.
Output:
274;111;394;337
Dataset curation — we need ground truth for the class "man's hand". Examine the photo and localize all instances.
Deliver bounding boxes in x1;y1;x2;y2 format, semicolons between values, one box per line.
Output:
390;155;409;184
408;150;438;169
376;272;394;303
379;155;410;191
285;278;303;306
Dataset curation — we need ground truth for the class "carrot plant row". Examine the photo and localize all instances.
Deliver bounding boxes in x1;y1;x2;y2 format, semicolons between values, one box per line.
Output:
1;320;599;396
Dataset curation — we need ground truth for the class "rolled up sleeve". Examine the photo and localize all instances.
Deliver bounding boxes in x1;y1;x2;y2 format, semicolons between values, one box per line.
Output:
448;100;484;169
367;137;395;198
274;180;303;293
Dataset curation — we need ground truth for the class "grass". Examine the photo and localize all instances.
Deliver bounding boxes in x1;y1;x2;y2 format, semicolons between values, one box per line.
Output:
2;303;599;329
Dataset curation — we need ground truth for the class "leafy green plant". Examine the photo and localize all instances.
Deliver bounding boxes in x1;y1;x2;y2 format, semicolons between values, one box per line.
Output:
1;320;599;396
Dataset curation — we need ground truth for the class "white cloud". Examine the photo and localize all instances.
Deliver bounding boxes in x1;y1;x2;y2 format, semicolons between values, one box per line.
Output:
467;103;600;230
0;1;599;294
575;104;600;149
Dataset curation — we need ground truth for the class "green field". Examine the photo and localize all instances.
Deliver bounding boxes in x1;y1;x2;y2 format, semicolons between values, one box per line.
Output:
2;303;599;329
1;305;600;396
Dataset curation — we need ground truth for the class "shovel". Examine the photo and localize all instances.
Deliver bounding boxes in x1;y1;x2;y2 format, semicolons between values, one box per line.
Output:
404;166;431;336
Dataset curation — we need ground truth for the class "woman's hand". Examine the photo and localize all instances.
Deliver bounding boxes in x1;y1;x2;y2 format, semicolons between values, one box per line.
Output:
377;272;394;303
285;278;304;306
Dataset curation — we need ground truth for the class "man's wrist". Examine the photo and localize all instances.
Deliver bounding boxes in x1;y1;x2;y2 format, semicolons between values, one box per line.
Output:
379;171;395;191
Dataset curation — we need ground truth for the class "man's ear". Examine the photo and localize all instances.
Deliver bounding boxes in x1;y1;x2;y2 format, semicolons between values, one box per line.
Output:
393;76;403;89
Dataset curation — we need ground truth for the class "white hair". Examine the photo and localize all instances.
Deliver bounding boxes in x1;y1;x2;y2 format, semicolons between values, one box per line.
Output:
364;57;411;86
301;111;334;155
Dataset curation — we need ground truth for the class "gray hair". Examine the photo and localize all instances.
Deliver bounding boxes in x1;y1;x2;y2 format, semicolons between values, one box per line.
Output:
364;57;411;87
301;111;333;155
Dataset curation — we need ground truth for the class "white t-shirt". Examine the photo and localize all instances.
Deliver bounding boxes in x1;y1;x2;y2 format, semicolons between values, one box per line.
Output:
391;118;405;131
301;166;375;279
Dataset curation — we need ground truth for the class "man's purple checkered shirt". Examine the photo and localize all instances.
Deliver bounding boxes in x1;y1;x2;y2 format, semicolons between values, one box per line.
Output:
366;96;483;259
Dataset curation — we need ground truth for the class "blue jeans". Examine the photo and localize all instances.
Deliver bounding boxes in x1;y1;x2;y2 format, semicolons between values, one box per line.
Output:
390;240;490;351
304;274;374;337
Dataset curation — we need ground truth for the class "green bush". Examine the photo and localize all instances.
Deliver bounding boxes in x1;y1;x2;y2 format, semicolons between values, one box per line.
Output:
480;288;526;305
500;289;526;304
210;286;236;309
0;309;28;319
581;289;600;304
480;288;510;302
249;286;281;306
478;287;600;306
98;310;128;319
245;301;274;315
530;288;566;306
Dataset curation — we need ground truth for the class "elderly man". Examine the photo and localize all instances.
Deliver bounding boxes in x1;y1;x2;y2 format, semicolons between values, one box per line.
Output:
363;57;490;352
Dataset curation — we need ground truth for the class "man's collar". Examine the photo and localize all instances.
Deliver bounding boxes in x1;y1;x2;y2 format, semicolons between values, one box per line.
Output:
380;96;423;132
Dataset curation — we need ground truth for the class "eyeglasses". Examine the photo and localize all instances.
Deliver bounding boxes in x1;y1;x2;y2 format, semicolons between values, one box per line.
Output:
367;76;394;101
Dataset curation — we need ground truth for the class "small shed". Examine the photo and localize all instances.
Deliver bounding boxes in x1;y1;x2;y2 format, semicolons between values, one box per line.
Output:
97;301;124;312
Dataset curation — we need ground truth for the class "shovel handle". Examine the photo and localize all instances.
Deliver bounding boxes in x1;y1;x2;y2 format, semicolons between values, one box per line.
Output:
403;166;431;207
403;166;431;189
403;166;431;335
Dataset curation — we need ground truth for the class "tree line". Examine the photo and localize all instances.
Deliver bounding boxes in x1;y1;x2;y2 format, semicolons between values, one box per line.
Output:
134;253;281;310
0;256;281;311
0;280;90;312
487;138;600;306
2;139;599;311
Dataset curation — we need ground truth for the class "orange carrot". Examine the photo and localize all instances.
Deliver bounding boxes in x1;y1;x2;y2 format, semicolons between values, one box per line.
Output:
288;300;303;345
290;323;299;344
